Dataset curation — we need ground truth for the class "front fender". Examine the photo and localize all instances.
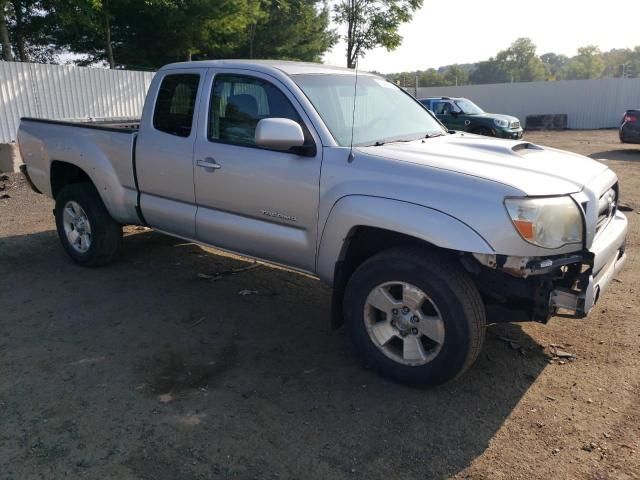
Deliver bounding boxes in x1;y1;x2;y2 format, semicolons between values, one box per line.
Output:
316;195;494;285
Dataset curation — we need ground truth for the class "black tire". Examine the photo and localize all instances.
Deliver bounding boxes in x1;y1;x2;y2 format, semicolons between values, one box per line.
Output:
344;248;485;387
54;182;122;266
473;127;494;137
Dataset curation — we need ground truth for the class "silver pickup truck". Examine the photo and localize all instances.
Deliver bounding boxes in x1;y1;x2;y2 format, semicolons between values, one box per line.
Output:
18;60;627;386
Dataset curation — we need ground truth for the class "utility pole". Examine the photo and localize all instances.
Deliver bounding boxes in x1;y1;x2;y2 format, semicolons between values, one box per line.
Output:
415;75;418;97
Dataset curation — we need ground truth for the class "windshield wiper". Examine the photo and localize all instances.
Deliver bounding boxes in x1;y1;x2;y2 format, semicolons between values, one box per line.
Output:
370;132;444;147
373;137;419;146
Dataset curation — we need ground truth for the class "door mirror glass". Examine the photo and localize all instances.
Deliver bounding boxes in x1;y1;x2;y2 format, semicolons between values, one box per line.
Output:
255;118;305;151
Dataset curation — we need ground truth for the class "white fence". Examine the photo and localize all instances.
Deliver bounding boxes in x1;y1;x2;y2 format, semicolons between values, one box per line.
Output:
417;78;640;130
0;61;155;143
2;63;638;142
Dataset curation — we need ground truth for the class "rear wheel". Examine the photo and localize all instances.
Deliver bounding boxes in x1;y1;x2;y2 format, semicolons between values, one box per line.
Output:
344;248;486;386
54;183;122;266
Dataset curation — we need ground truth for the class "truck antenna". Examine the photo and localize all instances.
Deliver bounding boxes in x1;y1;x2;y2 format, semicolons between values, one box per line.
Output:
348;57;359;163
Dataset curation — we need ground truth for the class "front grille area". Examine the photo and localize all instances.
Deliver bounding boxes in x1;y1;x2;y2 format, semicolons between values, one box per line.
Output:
510;121;521;129
596;186;617;234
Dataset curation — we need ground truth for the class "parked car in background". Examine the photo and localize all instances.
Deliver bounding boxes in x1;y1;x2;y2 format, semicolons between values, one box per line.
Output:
620;109;640;143
420;96;523;139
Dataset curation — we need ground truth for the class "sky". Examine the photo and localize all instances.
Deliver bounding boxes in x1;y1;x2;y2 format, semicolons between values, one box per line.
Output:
323;0;640;73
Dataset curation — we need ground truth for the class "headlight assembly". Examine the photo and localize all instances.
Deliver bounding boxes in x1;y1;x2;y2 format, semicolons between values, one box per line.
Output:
493;118;509;128
504;196;583;249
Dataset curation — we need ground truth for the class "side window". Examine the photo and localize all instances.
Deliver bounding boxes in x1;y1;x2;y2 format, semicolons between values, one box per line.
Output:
209;74;302;147
153;74;200;137
433;101;447;115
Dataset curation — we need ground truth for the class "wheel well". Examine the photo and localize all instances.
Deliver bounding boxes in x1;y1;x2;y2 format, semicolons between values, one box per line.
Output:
51;161;92;199
329;226;456;328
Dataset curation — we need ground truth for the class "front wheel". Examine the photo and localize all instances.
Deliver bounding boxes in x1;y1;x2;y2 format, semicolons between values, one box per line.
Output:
344;248;486;386
54;183;123;266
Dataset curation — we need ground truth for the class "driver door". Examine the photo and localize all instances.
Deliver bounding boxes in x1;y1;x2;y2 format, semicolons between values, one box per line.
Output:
192;70;322;272
434;100;465;131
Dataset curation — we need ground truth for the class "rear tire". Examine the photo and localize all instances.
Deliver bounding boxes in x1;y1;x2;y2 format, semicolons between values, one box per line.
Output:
343;248;485;387
54;183;122;266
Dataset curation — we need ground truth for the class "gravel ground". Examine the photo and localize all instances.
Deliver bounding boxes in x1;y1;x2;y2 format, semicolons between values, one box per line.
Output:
0;130;639;479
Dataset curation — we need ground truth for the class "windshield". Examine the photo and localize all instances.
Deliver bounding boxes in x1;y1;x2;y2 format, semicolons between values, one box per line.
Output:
454;99;484;115
293;74;445;146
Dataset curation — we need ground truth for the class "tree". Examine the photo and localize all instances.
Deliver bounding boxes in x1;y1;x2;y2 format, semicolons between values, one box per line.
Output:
47;0;254;69
494;37;546;82
0;0;12;60
469;59;508;84
43;0;336;69
1;0;57;63
42;0;118;67
566;45;604;79
419;69;445;86
333;0;422;68
600;47;640;78
237;0;337;62
442;64;468;86
540;52;569;80
626;46;640;78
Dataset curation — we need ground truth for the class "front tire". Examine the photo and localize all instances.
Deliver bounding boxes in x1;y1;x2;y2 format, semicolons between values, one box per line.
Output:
344;248;485;387
54;183;122;266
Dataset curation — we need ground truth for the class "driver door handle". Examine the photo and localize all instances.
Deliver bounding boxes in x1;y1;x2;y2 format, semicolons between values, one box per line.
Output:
196;157;221;170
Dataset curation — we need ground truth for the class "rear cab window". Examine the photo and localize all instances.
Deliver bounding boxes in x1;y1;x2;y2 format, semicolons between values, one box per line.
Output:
153;74;201;137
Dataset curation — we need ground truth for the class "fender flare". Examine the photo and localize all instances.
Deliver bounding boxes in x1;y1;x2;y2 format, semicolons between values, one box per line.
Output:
43;132;140;224
316;195;494;285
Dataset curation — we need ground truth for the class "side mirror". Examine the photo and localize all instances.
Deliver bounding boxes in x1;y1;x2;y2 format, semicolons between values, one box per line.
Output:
450;110;459;117
255;118;305;151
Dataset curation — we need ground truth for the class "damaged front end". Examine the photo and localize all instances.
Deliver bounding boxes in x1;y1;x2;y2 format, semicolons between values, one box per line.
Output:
463;244;626;323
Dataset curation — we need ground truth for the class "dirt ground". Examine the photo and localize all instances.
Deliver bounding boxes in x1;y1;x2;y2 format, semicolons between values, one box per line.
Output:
1;129;639;480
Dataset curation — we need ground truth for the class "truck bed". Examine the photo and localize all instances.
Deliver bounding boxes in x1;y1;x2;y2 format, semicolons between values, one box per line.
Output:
18;117;141;225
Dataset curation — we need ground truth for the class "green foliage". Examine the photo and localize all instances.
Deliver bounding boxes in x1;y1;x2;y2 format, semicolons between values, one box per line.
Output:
540;52;569;80
388;68;445;87
333;0;422;68
494;38;546;82
4;0;56;62
566;45;604;80
1;0;336;68
602;48;636;78
388;38;640;87
236;0;337;62
467;38;546;84
442;64;468;86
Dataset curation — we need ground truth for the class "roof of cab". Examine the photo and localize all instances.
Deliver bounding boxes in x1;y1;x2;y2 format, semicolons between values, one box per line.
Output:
160;59;363;76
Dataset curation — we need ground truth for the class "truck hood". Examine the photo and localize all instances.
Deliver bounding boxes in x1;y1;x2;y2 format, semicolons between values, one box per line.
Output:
361;134;609;196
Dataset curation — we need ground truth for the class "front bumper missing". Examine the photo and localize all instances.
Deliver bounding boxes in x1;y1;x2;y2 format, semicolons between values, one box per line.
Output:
473;210;628;322
550;210;628;318
550;249;626;317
